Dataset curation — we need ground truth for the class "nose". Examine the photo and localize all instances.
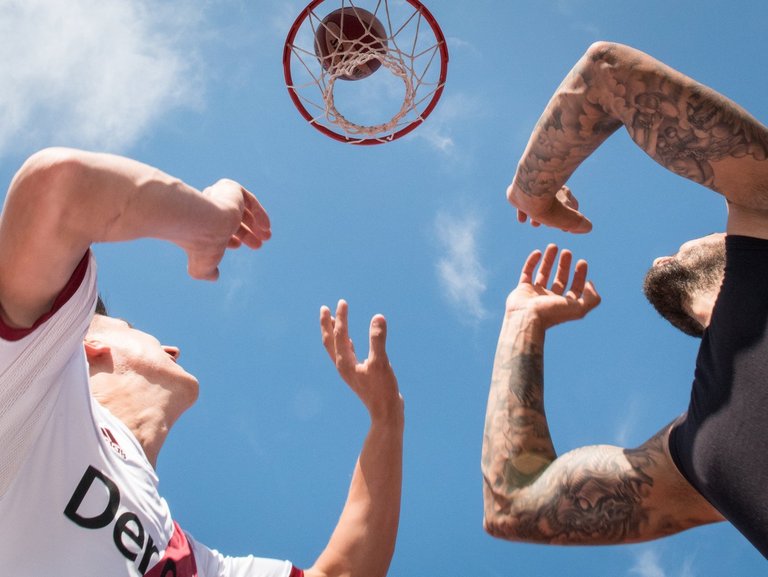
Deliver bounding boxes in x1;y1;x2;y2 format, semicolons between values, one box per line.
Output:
163;345;181;361
653;255;674;267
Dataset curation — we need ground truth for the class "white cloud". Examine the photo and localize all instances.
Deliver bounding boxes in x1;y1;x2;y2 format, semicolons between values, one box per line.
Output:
413;91;483;155
222;250;255;306
434;211;488;323
555;0;577;16
629;547;696;577
269;1;305;38
630;550;666;577
614;395;640;447
446;35;481;58
552;1;601;38
0;0;202;156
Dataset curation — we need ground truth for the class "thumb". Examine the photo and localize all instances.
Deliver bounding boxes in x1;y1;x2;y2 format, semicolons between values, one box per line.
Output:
581;280;602;310
547;202;593;234
368;314;388;362
187;250;224;281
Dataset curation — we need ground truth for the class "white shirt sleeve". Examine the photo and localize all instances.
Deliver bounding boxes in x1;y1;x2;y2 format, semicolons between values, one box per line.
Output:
0;252;97;497
188;533;299;577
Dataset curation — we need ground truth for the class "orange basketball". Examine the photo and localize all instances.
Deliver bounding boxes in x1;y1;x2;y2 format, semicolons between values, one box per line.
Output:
314;7;388;81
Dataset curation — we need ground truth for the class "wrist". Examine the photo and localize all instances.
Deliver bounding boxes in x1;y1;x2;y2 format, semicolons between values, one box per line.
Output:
507;181;553;217
502;308;547;340
504;306;544;325
369;396;405;431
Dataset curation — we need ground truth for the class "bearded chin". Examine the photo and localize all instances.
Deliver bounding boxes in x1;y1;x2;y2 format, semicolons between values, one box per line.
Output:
644;260;693;308
642;260;700;336
642;241;725;338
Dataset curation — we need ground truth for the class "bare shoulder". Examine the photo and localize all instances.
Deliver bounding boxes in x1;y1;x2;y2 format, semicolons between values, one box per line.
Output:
631;421;723;523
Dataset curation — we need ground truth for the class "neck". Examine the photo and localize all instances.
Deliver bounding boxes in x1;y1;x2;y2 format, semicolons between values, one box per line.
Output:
108;402;172;468
689;287;720;330
90;374;186;469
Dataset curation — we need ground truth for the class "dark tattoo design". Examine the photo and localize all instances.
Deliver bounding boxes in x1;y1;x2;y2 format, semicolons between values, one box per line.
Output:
496;448;654;544
483;331;555;488
482;316;702;544
514;42;768;200
501;352;544;410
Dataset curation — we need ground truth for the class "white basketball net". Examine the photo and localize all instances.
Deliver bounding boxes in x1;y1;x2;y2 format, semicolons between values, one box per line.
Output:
324;51;413;137
286;0;447;143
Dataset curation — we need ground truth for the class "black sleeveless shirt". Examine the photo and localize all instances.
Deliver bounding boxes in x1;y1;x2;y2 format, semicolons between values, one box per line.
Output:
670;235;768;558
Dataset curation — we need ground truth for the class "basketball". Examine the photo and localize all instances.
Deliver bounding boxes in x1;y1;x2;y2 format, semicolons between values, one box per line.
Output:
314;7;388;81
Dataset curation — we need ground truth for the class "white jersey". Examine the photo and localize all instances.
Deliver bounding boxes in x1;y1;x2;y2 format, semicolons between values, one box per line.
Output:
0;253;300;577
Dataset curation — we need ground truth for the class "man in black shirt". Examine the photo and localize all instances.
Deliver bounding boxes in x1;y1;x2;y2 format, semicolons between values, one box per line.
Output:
481;41;768;557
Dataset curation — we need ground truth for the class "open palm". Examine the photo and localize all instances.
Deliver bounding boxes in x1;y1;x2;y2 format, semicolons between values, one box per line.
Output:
506;244;601;329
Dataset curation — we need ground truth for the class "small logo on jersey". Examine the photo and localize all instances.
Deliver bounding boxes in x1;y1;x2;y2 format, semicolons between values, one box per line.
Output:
101;427;127;460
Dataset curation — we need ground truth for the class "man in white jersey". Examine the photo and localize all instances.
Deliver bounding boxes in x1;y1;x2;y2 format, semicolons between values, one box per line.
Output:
0;148;404;577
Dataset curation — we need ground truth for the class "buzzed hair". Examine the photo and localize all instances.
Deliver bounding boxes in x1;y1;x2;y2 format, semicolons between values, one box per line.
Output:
95;295;108;316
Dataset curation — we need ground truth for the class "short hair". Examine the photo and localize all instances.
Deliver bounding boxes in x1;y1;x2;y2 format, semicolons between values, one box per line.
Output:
95;295;108;316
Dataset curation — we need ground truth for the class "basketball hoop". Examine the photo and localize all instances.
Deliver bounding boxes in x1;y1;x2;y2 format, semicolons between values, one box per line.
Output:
283;0;449;145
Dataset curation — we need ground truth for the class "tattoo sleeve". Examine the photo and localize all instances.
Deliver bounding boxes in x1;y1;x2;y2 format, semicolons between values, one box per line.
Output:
514;41;768;207
481;312;721;544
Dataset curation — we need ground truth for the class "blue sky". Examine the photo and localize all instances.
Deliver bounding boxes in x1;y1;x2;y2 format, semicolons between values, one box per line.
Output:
2;0;767;575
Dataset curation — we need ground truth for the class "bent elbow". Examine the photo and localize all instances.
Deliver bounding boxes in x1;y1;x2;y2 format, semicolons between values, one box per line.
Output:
18;147;86;183
8;148;90;219
584;40;619;59
483;511;523;542
482;493;531;543
582;41;640;73
482;489;557;544
483;513;505;540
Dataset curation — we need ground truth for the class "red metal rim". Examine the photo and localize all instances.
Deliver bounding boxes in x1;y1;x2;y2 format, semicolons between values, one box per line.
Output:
283;0;449;145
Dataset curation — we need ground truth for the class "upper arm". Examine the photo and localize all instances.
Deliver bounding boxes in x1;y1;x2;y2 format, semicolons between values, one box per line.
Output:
586;42;768;229
0;149;98;328
483;421;723;545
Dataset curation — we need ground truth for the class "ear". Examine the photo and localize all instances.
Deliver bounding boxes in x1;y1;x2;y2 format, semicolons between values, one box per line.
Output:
83;338;111;362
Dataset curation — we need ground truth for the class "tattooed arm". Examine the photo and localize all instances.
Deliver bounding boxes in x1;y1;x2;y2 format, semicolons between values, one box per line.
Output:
507;41;768;236
482;246;723;544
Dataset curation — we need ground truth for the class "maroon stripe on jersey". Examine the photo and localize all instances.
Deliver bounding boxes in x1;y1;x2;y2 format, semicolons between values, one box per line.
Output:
289;567;305;577
144;521;198;577
0;250;91;341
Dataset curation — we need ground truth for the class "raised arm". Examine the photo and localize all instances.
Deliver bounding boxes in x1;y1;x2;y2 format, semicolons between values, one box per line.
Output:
507;41;768;235
0;147;270;327
307;300;404;577
481;245;723;544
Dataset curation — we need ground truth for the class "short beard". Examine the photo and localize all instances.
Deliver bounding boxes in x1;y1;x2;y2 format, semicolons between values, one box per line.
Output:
643;243;725;338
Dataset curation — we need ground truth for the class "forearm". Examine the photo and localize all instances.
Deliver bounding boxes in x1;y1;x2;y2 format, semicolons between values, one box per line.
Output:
0;148;230;326
508;42;623;214
482;310;556;516
511;42;768;213
309;410;404;577
13;148;231;247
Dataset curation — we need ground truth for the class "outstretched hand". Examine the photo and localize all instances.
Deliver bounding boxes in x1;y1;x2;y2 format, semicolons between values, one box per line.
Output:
320;300;403;423
506;244;601;329
507;183;592;234
184;179;271;280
